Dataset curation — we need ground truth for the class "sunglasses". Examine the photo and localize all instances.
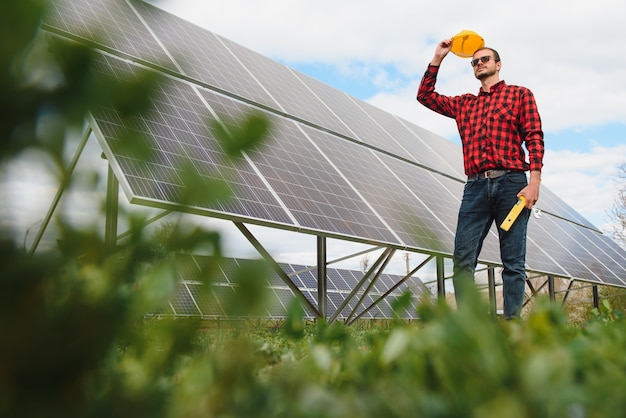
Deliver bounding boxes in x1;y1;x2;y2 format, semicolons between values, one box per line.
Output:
471;56;493;67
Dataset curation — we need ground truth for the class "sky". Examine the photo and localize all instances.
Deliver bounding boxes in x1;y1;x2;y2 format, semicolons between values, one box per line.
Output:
2;0;626;277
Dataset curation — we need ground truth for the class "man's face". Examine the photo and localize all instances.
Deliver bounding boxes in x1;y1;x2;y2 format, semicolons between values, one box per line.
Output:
472;51;498;80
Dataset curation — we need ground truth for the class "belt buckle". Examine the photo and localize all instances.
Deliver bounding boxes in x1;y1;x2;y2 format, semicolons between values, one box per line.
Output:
485;170;495;178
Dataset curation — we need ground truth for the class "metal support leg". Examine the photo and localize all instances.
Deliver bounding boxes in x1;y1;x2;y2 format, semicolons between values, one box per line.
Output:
317;236;327;320
488;267;496;319
329;248;394;323
28;127;92;255
436;255;446;301
548;275;555;301
592;285;599;310
561;280;575;307
116;209;173;241
347;255;434;325
345;248;395;323
234;222;321;318
105;165;119;249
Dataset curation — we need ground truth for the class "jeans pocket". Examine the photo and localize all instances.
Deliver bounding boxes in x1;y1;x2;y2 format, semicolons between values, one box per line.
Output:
505;172;527;186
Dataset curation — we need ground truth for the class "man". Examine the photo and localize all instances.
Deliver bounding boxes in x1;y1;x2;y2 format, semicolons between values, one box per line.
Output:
417;38;544;319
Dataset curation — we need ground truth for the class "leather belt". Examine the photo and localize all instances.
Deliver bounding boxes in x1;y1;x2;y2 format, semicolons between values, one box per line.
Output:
467;169;511;180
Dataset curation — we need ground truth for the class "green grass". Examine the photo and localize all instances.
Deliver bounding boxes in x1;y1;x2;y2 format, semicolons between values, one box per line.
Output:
163;296;626;418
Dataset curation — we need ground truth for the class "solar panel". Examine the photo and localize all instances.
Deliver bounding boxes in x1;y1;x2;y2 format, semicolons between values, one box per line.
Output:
170;283;199;315
535;187;598;231
523;230;569;277
353;99;462;176
534;216;626;287
161;256;426;320
90;55;296;224
400;122;466;178
130;1;281;110
45;0;178;71
302;290;318;309
241;119;397;240
40;0;626;294
299;270;318;289
527;216;602;283
153;303;173;316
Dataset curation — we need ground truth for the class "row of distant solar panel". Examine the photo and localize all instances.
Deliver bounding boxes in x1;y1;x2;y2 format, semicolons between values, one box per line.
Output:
153;255;425;319
42;0;626;288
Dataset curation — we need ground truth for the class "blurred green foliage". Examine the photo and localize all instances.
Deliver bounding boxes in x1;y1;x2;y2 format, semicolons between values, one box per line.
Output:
0;1;269;416
2;2;626;418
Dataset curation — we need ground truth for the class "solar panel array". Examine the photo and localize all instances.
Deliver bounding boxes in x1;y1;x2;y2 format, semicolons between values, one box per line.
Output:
42;0;626;291
151;255;427;320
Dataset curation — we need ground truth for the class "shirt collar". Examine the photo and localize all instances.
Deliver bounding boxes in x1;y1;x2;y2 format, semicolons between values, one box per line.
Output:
478;80;506;95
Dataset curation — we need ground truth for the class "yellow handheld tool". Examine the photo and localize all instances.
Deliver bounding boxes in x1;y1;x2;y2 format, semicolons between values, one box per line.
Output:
500;196;526;232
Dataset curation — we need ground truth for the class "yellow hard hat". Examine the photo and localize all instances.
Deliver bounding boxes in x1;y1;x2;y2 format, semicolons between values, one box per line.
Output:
450;30;485;58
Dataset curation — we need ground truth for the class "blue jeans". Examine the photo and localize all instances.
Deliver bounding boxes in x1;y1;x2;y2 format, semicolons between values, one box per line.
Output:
452;171;530;319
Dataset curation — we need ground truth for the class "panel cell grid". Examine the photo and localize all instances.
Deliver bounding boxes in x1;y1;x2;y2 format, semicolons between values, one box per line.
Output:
296;74;397;146
299;270;317;289
90;55;294;225
218;37;353;137
549;218;626;286
133;1;280;110
45;0;177;71
527;217;602;283
537;187;597;231
401;122;466;179
170;284;200;315
200;90;398;241
355;98;457;172
309;126;454;252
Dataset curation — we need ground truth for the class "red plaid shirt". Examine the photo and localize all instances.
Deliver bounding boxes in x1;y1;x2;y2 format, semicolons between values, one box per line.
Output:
417;65;544;176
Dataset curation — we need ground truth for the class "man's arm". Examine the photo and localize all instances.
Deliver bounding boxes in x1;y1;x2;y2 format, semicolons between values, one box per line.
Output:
520;170;541;209
416;39;458;118
518;89;544;208
430;38;453;66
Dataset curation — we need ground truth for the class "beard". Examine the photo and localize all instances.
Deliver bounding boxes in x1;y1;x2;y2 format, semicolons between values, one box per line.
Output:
475;67;496;80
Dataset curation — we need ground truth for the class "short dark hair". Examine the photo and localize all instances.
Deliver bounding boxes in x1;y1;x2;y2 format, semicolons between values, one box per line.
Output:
475;47;500;62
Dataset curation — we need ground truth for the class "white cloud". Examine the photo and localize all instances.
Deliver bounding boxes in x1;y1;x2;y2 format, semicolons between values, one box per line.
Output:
542;145;626;230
